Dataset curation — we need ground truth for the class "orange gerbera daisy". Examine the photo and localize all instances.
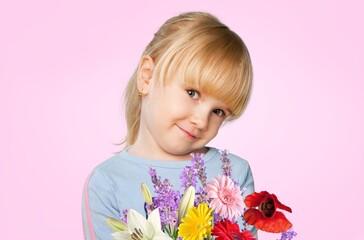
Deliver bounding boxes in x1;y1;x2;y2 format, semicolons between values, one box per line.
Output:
243;191;292;233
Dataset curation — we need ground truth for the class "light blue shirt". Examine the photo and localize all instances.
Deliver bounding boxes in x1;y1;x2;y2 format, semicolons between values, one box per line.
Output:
82;147;256;240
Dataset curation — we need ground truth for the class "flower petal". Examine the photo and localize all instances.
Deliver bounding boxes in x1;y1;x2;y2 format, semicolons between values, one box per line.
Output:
212;219;253;240
127;209;154;239
178;204;213;240
148;208;162;231
243;208;264;225
152;231;173;240
206;175;245;220
238;230;255;240
253;211;293;233
271;194;292;213
178;186;195;223
244;191;269;208
148;208;171;240
106;217;128;231
111;231;132;240
141;183;153;206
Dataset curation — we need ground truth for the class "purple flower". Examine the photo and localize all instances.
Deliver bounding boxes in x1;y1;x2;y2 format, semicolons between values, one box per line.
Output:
179;153;209;205
192;153;207;187
119;209;128;223
220;149;232;177
180;165;198;191
148;167;181;227
278;229;297;240
148;168;160;186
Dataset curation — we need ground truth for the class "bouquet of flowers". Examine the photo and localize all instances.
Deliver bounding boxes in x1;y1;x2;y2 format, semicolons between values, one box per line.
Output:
106;151;297;240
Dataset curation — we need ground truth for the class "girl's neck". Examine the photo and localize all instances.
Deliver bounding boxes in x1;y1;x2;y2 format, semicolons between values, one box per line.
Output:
127;144;208;161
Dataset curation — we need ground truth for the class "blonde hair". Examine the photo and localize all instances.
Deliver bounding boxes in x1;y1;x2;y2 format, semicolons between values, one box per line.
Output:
124;12;253;146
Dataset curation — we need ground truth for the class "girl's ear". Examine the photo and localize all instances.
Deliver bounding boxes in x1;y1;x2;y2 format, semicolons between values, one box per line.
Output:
137;55;155;95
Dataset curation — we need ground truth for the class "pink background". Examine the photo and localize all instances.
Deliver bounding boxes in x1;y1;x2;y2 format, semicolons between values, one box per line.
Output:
2;1;364;239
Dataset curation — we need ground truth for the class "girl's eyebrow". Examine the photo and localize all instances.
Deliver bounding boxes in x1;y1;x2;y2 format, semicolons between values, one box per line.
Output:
183;81;199;89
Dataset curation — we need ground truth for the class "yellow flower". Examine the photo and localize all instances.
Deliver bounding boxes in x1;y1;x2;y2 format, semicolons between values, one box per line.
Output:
178;203;213;240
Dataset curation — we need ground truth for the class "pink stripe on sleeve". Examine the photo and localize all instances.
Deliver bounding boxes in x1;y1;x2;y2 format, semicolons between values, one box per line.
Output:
83;171;96;240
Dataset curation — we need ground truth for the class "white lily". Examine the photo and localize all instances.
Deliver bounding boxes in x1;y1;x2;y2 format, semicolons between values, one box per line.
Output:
141;183;153;206
111;208;172;240
177;186;195;224
106;217;128;232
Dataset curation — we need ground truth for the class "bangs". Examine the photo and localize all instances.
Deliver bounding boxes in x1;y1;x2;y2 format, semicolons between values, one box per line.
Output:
154;27;252;119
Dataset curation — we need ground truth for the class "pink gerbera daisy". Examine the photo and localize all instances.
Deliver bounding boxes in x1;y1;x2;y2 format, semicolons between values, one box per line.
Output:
205;175;245;220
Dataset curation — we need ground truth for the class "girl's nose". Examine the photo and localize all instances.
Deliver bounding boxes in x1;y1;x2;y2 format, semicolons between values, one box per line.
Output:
190;108;209;130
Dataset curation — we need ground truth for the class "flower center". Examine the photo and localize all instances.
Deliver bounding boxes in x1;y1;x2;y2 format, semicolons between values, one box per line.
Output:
131;228;144;240
231;232;243;240
260;197;275;218
222;194;231;204
219;189;232;204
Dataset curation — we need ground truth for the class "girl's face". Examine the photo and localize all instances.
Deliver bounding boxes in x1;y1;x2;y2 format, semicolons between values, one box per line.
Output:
136;75;231;160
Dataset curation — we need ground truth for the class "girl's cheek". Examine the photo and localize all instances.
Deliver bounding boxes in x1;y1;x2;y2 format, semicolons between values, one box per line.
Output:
172;103;189;115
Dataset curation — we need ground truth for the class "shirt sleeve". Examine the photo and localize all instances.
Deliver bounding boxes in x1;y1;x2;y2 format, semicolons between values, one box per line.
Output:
241;161;255;200
239;161;258;238
82;169;120;240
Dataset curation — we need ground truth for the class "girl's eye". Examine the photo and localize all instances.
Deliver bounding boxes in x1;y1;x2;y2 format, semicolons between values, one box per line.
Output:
187;90;199;100
213;109;225;117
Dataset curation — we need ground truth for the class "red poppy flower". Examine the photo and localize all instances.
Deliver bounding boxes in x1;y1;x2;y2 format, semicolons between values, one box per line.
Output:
243;191;292;233
212;219;255;240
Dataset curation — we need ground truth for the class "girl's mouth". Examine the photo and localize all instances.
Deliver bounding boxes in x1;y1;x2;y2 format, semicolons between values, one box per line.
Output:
176;125;197;139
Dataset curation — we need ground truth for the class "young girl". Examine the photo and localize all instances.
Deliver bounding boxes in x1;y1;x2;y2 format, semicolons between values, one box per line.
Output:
82;11;255;240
